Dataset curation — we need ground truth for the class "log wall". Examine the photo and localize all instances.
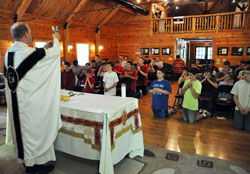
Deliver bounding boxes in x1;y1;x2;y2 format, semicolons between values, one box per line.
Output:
117;22;176;63
116;22;250;67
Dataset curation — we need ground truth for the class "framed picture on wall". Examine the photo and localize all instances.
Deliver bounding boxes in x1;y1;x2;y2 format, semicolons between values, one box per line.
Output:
151;48;160;55
162;48;171;55
141;48;149;55
247;47;250;56
232;47;244;56
217;47;228;56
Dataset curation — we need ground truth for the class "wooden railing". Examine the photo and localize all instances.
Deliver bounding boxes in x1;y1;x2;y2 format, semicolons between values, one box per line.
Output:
152;11;248;34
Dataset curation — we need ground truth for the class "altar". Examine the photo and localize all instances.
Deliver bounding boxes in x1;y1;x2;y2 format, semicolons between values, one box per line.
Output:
55;92;144;174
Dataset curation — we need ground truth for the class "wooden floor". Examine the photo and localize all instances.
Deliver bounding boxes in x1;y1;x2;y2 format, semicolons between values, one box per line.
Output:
139;82;250;165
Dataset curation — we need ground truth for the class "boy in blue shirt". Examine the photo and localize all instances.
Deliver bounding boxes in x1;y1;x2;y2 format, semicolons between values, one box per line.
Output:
149;69;172;119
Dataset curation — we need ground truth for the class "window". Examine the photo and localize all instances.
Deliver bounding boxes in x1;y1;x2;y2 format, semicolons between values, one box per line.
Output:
76;43;89;66
35;41;47;48
195;46;212;60
207;47;213;59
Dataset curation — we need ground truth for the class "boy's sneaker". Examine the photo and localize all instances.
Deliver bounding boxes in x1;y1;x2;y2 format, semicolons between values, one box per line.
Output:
203;110;211;118
199;109;203;114
168;107;177;115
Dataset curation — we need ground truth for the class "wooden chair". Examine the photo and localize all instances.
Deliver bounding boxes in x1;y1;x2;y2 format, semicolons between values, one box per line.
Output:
163;63;174;81
214;85;234;119
172;93;184;109
172;83;184;109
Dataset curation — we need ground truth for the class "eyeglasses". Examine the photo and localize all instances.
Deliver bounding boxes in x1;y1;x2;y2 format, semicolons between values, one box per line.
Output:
187;73;193;76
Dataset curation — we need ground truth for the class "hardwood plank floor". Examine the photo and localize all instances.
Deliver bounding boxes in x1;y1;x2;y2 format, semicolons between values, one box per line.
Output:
139;81;250;165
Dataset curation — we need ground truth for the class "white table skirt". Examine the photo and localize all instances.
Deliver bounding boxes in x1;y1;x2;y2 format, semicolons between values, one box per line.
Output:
56;92;144;174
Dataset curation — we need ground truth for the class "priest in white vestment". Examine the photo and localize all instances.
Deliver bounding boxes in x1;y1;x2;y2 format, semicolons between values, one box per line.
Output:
4;22;61;174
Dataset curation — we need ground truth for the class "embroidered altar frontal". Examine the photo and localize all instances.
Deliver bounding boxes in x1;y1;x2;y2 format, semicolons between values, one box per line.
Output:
55;91;144;174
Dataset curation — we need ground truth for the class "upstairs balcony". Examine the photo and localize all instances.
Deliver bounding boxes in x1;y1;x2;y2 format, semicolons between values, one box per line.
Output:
151;11;248;35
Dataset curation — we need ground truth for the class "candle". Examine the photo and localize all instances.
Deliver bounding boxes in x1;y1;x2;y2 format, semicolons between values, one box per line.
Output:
121;83;126;98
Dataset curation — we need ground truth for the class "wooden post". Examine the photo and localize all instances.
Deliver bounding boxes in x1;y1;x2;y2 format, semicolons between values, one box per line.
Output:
216;15;219;35
95;27;100;56
192;17;196;35
117;32;119;58
64;28;69;61
150;5;153;36
16;0;32;21
170;18;173;34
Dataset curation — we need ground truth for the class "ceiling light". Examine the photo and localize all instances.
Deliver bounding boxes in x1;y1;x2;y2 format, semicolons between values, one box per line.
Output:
176;6;179;10
137;0;141;3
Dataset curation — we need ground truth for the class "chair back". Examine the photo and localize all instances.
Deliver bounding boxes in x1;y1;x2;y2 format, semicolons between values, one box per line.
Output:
163;63;173;73
216;85;233;101
217;85;233;94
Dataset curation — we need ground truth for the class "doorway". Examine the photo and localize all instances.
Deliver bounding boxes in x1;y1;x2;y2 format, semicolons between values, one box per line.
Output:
176;37;213;68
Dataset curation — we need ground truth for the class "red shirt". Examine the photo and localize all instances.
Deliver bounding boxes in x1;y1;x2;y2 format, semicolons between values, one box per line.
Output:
113;65;124;74
173;59;185;74
83;77;95;93
136;65;148;86
61;70;75;90
122;69;137;91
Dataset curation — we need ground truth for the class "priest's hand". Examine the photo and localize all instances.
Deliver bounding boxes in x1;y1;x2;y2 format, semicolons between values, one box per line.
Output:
44;41;53;49
53;32;60;40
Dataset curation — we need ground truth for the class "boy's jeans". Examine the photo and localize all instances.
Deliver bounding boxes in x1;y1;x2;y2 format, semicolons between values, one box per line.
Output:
153;109;167;119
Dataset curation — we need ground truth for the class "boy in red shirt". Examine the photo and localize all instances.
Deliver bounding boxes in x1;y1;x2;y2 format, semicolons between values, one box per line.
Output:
83;69;95;93
136;57;148;96
173;55;186;80
61;61;75;90
120;61;138;97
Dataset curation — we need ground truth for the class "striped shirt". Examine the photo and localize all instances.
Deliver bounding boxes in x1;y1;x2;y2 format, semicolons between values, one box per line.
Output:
173;59;185;74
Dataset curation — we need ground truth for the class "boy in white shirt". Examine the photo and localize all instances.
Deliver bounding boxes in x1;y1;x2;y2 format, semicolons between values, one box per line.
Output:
103;62;119;96
231;67;250;131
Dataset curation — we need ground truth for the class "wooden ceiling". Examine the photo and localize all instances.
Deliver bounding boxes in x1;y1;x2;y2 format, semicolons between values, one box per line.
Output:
0;0;240;28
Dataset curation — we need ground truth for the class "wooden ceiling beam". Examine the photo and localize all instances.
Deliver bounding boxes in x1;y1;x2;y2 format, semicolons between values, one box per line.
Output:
208;1;218;13
92;0;136;15
16;0;32;21
194;3;205;13
120;7;136;15
99;8;120;26
65;0;88;28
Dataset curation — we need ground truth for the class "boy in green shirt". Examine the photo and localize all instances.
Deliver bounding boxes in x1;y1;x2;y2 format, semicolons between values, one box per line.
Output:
182;68;210;123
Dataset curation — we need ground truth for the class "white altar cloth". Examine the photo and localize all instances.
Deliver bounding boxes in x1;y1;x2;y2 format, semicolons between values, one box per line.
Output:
55;92;144;174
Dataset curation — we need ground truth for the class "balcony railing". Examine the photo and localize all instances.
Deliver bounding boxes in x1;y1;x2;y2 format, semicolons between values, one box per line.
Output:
151;12;248;34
